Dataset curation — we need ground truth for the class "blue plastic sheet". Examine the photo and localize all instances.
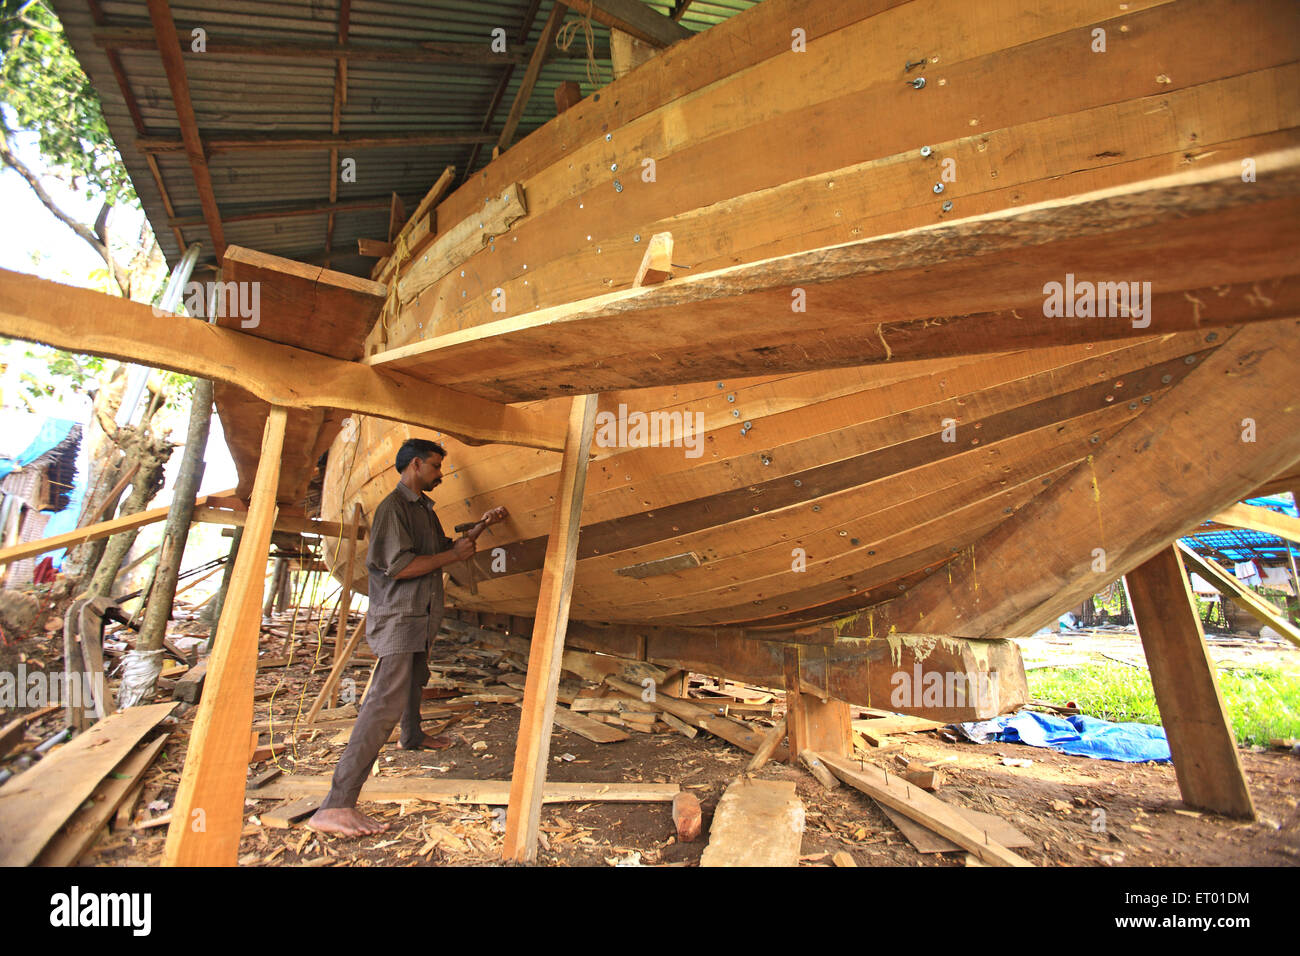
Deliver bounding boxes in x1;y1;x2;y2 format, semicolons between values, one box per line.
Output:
955;710;1171;763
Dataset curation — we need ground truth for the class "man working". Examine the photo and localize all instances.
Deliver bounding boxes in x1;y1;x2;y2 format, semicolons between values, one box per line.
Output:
310;437;507;837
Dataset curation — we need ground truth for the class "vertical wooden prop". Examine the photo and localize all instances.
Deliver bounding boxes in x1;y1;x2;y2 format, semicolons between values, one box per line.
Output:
783;646;851;758
333;502;363;665
164;407;287;865
502;394;599;862
1125;547;1255;819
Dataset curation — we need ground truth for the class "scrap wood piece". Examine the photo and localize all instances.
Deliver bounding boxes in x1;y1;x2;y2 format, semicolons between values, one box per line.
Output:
35;734;171;867
745;717;787;774
700;779;804;868
852;715;947;736
606;677;784;759
0;701;175;866
250;776;678;805
799;750;840;791
817;753;1032;867
660;713;697;739
551;705;630;743
261;795;323;828
878;803;1032;855
172;659;208;704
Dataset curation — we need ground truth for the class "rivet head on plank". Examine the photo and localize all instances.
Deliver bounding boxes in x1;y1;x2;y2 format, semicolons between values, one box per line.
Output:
727;394;736;402
743;421;752;428
1090;435;1100;444
1184;355;1197;365
839;530;847;536
1206;332;1218;342
910;76;927;89
732;410;740;418
813;505;821;512
611;163;618;172
761;455;772;466
933;182;945;194
1128;401;1138;410
794;479;802;487
634;235;641;242
614;180;623;192
1161;374;1172;384
942;200;953;212
605;133;612;141
920;146;933;157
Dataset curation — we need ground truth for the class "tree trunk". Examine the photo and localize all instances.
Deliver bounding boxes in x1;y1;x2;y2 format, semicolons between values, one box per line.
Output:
132;379;214;668
63;368;129;586
85;424;173;598
263;557;286;617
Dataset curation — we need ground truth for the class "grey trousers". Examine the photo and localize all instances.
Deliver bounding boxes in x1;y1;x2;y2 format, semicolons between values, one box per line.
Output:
319;650;430;810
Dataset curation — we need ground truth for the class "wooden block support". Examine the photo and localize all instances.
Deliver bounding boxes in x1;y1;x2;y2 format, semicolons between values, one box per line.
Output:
1125;547;1256;820
502;393;600;862
783;646;851;758
333;502;363;665
164;406;287;866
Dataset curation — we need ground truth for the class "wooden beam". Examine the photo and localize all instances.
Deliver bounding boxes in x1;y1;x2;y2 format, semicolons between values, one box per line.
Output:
869;318;1300;641
141;130;494;156
164;407;286;866
564;0;692;48
0;268;567;452
1213;501;1300;544
497;1;569;152
1125;548;1255;819
93;26;610;65
0;489;234;565
371;150;1300;402
503;393;600;863
1177;544;1300;647
166;195;392;229
818;753;1032;867
145;0;226;260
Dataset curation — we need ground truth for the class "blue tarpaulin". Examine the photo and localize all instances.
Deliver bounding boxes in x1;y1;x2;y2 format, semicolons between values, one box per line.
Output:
955;710;1171;763
0;417;78;481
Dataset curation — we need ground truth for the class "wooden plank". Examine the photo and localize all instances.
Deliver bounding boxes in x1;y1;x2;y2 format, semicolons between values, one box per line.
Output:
358;239;394;257
564;0;692;48
172;659;208;704
395;182;528;304
1212;501;1300;545
880;803;1032;855
35;735;170;867
551;705;631;743
1126;547;1255;819
0;268;566;452
261;795;323;828
503;393;600;863
370;150;1300;401
253;776;678;804
0;702;175;866
164;407;286;866
818;753;1032;867
699;779;803;867
0;489;232;565
497;0;568;152
193;506;363;540
745;717;787;774
1178;544;1300;648
872;318;1300;640
373;165;456;284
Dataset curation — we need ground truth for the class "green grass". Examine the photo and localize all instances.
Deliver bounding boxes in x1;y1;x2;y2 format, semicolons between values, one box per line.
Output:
1026;662;1300;747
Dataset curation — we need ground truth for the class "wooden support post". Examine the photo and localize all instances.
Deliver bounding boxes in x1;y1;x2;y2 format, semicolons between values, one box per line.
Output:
502;393;599;863
305;615;367;725
1125;547;1256;819
782;645;851;758
333;502;363;664
553;80;582;114
163;407;286;866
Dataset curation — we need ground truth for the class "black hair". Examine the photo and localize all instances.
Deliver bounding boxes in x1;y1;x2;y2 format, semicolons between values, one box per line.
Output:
395;438;447;473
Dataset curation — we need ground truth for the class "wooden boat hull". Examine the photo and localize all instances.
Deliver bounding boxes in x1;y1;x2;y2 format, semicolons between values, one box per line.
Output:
319;0;1300;646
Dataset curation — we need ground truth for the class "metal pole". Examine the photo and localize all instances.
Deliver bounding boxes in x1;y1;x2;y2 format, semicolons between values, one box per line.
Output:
116;242;204;428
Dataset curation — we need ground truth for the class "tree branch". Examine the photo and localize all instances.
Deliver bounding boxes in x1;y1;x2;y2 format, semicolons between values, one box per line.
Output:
0;125;130;296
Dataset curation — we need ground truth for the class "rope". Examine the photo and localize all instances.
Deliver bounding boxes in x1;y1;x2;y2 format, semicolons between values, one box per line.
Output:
556;7;604;88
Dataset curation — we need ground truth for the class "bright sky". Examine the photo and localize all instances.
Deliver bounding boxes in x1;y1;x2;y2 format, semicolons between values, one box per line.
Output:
0;124;239;501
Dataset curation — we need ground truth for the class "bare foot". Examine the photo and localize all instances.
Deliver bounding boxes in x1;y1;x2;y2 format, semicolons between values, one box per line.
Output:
307;807;389;837
401;733;454;751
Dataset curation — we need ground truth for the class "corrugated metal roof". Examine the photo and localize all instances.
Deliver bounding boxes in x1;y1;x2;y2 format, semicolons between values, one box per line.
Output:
51;0;758;277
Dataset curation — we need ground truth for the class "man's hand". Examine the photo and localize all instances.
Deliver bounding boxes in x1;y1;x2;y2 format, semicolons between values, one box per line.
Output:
480;506;509;526
451;537;476;562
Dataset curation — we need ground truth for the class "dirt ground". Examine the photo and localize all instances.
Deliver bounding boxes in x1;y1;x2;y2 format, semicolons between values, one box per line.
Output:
4;597;1298;868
